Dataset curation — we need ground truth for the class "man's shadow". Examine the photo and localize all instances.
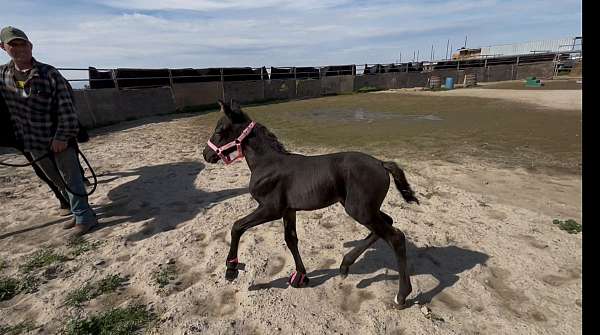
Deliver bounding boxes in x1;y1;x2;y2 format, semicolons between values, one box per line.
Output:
93;161;247;242
249;238;488;304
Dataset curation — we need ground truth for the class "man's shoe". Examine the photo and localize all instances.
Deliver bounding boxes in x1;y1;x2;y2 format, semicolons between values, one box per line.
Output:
56;207;72;217
63;219;76;230
68;224;93;238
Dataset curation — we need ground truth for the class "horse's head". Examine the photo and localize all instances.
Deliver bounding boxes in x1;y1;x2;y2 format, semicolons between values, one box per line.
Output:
203;99;255;164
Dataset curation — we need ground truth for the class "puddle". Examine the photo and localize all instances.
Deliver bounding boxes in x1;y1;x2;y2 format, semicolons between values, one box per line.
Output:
299;109;443;123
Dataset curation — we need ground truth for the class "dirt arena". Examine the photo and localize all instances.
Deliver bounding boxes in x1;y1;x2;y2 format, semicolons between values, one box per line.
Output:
0;84;581;334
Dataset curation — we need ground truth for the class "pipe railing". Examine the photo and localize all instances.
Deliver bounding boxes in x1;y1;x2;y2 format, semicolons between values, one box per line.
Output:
57;50;580;86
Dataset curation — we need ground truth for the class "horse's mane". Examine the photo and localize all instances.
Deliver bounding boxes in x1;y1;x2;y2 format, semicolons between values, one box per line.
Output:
253;122;289;154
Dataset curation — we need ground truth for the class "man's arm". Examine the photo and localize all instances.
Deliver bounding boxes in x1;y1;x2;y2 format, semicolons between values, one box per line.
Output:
51;69;79;152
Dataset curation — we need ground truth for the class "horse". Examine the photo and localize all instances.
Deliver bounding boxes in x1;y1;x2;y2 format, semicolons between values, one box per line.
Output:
202;100;420;307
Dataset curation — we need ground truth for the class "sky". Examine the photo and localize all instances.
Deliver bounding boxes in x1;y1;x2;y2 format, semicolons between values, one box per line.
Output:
0;0;581;82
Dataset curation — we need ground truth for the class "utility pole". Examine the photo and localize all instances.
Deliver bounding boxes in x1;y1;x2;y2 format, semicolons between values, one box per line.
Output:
464;35;468;48
413;51;416;62
416;50;419;62
446;39;450;60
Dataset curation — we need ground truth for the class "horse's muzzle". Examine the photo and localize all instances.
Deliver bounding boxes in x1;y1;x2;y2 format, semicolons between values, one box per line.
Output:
202;146;220;163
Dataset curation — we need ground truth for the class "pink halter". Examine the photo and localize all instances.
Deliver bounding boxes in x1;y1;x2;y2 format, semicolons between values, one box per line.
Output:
207;121;256;165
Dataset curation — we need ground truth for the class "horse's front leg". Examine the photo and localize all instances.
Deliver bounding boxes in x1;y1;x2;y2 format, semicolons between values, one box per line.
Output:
283;210;309;288
225;205;282;281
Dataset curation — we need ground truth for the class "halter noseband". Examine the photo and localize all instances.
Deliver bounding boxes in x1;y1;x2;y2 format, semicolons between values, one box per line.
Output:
207;121;256;165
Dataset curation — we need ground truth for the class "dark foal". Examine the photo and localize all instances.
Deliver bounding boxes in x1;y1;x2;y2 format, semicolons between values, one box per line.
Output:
202;100;420;307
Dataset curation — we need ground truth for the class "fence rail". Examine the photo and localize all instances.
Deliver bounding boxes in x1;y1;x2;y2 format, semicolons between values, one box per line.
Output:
57;50;580;89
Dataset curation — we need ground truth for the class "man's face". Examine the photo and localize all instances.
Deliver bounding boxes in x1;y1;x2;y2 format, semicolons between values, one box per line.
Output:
1;39;33;64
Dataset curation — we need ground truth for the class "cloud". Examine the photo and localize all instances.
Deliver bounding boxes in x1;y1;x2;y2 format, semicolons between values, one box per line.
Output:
0;0;581;74
94;0;350;11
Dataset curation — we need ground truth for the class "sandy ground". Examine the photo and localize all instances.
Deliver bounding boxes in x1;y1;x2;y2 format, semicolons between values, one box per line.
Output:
378;87;582;111
0;89;581;334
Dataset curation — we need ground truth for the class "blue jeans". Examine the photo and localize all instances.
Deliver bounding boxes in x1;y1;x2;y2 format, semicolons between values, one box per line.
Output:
29;147;97;226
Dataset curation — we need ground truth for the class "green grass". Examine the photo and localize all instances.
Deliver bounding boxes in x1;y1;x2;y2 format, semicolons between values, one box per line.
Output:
19;248;68;274
0;274;41;301
63;305;154;335
0;277;20;301
206;92;580;175
65;274;128;307
67;237;104;257
552;219;582;234
18;274;41;294
0;321;38;335
356;86;381;93
151;264;177;288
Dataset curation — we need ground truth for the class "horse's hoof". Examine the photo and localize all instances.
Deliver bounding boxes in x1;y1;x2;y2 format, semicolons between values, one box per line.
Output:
225;268;238;281
339;265;349;279
288;271;309;288
394;294;410;309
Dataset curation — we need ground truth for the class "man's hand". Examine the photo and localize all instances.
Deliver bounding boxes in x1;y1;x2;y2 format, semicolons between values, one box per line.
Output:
51;139;68;153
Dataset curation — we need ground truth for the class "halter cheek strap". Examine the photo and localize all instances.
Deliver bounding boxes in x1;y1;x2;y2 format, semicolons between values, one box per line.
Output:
207;121;256;165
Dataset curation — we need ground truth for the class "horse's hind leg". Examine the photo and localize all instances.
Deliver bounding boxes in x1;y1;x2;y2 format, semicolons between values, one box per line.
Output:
283;210;309;287
225;205;282;281
345;207;411;307
371;221;412;308
339;211;393;277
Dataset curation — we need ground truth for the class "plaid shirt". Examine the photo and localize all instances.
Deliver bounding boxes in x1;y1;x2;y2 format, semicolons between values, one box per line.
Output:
0;58;79;151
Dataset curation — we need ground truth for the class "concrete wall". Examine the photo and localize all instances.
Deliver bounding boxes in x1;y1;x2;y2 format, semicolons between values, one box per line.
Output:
72;90;95;128
355;74;389;90
223;80;265;103
483;64;515;82
339;75;355;93
321;76;341;95
73;87;176;128
320;76;354;95
72;60;557;129
515;61;555;79
264;80;296;100
405;72;429;88
172;82;222;109
296;79;321;98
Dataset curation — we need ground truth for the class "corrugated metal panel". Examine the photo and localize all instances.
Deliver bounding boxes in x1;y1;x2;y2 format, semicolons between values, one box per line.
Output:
481;37;579;56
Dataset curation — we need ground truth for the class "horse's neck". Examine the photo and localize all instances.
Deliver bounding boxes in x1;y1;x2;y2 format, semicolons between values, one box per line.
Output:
243;129;285;172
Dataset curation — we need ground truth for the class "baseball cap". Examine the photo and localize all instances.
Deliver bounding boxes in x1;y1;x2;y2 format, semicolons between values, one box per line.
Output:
0;26;29;44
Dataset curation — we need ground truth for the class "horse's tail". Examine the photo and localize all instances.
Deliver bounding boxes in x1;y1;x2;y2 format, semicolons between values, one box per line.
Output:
382;161;419;204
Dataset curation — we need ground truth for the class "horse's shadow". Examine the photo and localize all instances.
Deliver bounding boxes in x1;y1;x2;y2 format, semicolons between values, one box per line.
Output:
249;238;489;304
93;161;248;241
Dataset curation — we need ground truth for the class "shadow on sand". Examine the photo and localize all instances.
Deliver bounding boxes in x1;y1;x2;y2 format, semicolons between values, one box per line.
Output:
249;237;488;304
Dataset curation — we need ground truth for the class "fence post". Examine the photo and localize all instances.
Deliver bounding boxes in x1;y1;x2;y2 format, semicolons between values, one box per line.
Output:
456;60;460;81
220;68;225;100
167;69;177;107
111;69;119;90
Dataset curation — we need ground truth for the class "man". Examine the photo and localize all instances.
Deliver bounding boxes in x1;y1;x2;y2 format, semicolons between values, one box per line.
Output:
0;26;97;237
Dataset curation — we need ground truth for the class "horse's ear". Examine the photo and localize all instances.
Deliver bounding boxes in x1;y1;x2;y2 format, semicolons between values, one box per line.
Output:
218;99;234;118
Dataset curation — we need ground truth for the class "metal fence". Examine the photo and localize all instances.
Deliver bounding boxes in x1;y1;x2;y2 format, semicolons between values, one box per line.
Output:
57;50;581;90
